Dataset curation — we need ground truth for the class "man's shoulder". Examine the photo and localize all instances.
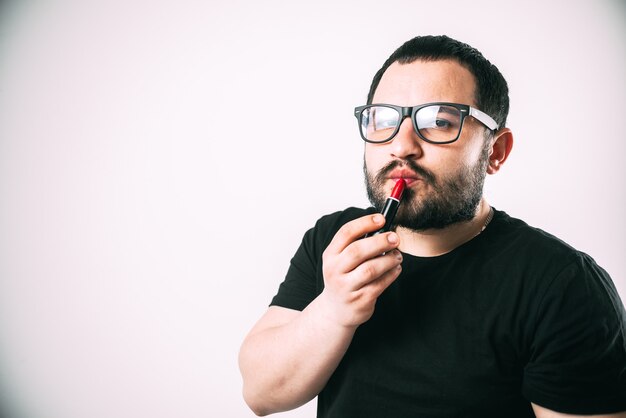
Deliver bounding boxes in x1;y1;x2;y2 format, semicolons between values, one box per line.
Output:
298;207;375;255
488;208;592;265
313;206;376;232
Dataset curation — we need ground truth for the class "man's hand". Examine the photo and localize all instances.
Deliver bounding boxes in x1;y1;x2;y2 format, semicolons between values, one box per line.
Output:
532;403;626;418
320;213;403;328
240;213;403;415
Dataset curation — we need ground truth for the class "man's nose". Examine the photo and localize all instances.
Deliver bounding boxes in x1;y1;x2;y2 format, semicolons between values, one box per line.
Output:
389;117;423;160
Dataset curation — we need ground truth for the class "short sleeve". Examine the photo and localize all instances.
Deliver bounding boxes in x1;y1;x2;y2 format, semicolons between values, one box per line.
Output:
523;253;626;414
269;224;321;311
269;207;371;312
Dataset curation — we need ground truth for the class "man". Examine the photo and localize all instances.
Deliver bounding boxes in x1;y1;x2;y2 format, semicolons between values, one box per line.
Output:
238;35;626;417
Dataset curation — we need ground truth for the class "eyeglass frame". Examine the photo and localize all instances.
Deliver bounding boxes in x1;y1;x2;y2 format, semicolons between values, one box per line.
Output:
353;102;500;145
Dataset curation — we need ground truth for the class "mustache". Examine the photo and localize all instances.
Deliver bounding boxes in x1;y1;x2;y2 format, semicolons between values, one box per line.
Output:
375;159;437;186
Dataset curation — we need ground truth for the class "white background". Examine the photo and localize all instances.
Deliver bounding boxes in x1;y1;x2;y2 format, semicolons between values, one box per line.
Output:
0;0;624;417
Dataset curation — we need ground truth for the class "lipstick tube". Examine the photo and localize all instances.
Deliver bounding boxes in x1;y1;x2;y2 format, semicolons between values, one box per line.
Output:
365;178;406;237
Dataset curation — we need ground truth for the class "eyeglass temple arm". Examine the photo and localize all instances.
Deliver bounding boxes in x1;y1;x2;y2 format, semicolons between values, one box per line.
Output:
469;107;499;131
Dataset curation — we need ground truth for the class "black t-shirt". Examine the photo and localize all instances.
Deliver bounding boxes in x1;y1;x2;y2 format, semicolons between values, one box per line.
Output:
270;207;626;417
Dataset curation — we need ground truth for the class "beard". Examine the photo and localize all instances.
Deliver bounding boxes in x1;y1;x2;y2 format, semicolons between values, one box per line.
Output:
364;144;490;231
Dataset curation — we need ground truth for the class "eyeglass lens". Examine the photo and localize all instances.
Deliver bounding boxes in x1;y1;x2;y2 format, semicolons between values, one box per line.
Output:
360;105;463;143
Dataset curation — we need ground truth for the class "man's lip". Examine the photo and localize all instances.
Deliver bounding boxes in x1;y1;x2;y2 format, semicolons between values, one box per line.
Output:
388;169;421;186
391;178;419;187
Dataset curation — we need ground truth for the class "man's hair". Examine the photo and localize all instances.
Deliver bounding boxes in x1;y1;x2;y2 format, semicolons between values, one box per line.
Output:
367;35;510;129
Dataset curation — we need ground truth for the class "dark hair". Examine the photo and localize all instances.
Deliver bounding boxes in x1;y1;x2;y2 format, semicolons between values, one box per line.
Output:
367;35;509;129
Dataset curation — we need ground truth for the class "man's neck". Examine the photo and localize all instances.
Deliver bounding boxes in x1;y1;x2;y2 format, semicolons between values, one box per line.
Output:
396;199;492;257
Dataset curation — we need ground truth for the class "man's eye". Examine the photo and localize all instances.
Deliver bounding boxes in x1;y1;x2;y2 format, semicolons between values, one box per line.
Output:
435;119;452;128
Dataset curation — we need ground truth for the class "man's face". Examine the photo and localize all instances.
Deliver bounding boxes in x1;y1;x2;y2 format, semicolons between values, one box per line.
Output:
364;59;491;231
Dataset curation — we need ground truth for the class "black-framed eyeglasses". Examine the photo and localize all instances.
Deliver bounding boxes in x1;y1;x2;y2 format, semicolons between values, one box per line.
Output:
354;102;499;144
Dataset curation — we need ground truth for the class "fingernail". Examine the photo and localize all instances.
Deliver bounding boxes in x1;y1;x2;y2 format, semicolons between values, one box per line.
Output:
373;214;384;224
395;251;403;261
387;233;398;244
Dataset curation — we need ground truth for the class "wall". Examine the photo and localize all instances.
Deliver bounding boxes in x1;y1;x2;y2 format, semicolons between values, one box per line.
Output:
0;0;624;417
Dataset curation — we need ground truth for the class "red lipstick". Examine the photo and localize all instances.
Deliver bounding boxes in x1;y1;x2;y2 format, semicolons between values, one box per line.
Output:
390;178;406;200
365;178;406;237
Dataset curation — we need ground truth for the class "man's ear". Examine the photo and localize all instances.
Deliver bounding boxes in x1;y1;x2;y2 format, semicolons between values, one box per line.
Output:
487;128;514;174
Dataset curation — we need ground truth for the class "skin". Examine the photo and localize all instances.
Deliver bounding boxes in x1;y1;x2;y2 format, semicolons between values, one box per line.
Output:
238;59;624;418
365;59;510;257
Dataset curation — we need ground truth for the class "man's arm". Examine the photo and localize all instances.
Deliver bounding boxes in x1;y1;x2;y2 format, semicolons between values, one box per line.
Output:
238;214;403;416
238;303;355;416
532;403;626;418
